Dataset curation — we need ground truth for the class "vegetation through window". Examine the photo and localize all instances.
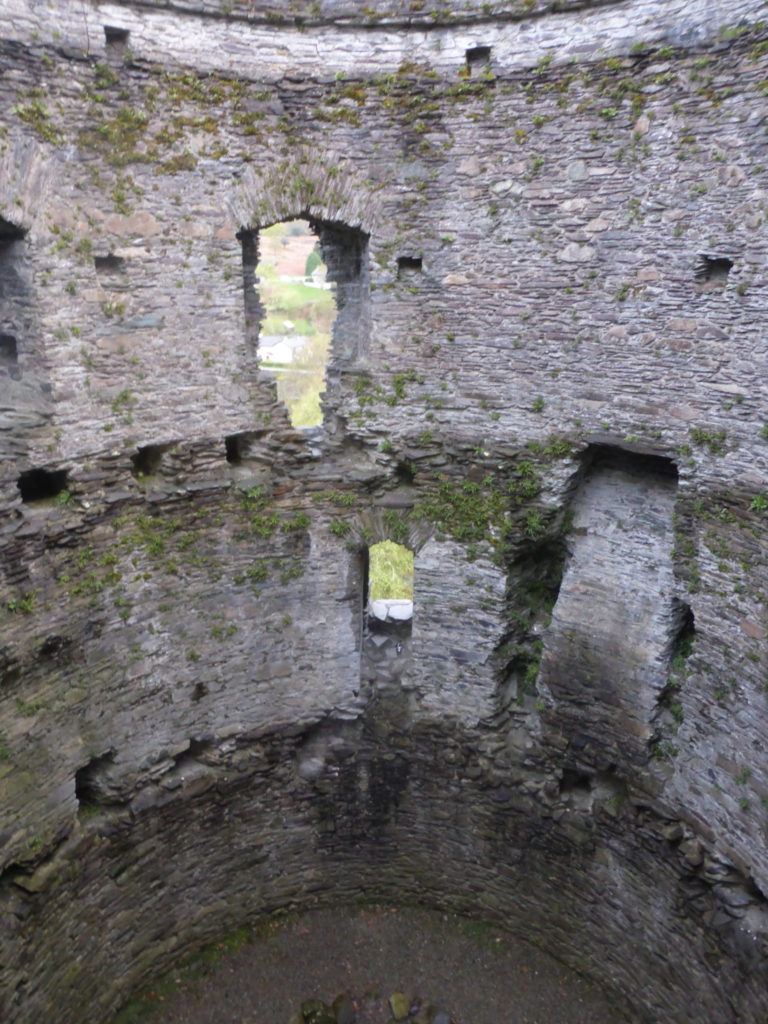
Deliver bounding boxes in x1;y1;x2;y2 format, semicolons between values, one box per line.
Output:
367;540;414;629
256;220;335;428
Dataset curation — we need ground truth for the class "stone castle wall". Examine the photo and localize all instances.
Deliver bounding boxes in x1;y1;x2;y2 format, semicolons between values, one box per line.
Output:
0;0;767;1020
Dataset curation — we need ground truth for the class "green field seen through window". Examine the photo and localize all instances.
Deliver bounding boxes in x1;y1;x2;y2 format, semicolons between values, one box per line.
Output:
257;220;335;427
368;541;414;602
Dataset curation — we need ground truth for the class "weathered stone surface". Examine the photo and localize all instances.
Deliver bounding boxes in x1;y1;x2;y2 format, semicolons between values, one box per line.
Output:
0;1;767;1023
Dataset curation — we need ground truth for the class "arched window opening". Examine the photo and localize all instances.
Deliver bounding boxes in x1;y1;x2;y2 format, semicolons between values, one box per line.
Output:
238;215;369;430
366;540;414;635
255;219;335;428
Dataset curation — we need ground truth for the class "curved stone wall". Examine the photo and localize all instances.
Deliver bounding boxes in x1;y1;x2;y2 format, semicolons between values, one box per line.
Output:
1;1;767;1021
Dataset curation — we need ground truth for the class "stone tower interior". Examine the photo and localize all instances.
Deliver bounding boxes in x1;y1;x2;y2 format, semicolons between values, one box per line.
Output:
1;0;767;1020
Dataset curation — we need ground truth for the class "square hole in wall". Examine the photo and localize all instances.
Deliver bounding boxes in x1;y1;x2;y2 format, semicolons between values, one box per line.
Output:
94;253;126;274
225;430;268;465
397;256;422;278
396;460;416;484
17;467;69;502
131;443;171;479
466;45;492;71
695;254;733;284
104;25;130;48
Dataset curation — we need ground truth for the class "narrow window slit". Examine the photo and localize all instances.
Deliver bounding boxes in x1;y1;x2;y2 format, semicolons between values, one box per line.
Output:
0;333;17;363
236;228;260;350
76;751;117;812
225;433;247;465
18;468;69;503
670;600;695;666
0;218;27;378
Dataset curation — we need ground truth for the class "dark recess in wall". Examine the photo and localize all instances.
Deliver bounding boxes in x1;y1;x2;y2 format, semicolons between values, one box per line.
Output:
0;217;24;243
239;217;370;368
225;434;244;464
651;599;695;747
0;333;17;362
94;253;126;274
466;45;492;70
75;751;117;810
695;254;733;284
397;256;422;278
496;531;567;708
131;443;170;478
670;598;695;663
104;25;130;47
0;216;29;379
0;217;26;305
225;430;266;464
559;769;592;796
581;442;679;482
38;634;73;664
225;433;250;464
237;228;261;350
17;468;69;502
395;460;416;484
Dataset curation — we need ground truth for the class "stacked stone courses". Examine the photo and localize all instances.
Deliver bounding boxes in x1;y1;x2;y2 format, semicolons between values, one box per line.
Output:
0;0;767;1021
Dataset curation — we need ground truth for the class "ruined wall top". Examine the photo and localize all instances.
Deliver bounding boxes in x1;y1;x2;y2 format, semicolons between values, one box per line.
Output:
1;0;687;30
3;0;762;80
75;0;628;21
